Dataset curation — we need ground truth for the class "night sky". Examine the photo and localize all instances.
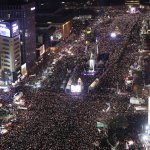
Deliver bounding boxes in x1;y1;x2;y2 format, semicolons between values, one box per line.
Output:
37;0;150;9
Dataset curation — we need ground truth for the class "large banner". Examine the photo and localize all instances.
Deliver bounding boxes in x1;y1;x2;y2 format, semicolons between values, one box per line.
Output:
0;22;11;37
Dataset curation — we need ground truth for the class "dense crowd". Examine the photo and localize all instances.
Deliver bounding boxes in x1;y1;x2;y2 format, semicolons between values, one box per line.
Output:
0;6;149;150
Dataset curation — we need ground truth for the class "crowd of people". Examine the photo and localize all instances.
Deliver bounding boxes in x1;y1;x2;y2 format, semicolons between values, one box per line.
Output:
0;6;149;150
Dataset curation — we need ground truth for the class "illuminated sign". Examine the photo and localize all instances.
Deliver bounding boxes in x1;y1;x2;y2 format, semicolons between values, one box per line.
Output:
0;22;10;37
11;22;19;37
0;21;19;37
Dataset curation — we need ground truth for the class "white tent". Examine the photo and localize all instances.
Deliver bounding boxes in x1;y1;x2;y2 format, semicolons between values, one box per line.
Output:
89;78;99;91
130;97;145;105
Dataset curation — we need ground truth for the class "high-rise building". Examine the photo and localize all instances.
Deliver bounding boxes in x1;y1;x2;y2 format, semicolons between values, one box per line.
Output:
125;0;140;5
0;20;21;84
0;0;36;71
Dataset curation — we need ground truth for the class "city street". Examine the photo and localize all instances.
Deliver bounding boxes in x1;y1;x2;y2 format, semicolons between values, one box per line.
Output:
0;6;150;150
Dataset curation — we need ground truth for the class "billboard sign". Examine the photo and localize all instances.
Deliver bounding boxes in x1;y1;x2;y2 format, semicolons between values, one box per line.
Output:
11;22;19;37
0;22;11;37
0;21;19;37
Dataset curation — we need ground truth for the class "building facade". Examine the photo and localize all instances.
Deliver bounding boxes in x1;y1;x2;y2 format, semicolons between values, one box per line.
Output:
0;0;36;71
51;21;72;40
0;20;21;84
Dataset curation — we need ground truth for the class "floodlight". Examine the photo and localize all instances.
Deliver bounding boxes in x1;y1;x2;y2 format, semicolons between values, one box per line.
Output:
110;32;116;38
130;7;136;13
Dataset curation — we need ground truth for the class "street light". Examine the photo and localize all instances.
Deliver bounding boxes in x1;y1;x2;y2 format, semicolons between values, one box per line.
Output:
110;32;117;38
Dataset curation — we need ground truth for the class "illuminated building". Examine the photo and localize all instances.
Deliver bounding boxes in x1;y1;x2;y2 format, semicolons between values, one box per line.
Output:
125;0;140;5
36;8;74;45
0;20;21;84
36;44;46;58
52;21;71;40
0;0;36;71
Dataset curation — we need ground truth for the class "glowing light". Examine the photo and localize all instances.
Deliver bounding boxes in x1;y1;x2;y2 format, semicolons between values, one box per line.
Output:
130;7;136;13
0;103;2;107
148;96;150;125
71;85;81;93
0;128;8;134
128;140;134;145
110;32;117;38
142;134;149;140
14;98;25;106
0;22;10;37
35;81;41;88
30;7;35;11
0;24;6;27
50;36;54;41
3;87;9;92
146;125;149;130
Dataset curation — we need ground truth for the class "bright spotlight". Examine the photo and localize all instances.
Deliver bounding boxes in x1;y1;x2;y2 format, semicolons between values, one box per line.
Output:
110;32;117;38
131;7;136;13
71;85;81;93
